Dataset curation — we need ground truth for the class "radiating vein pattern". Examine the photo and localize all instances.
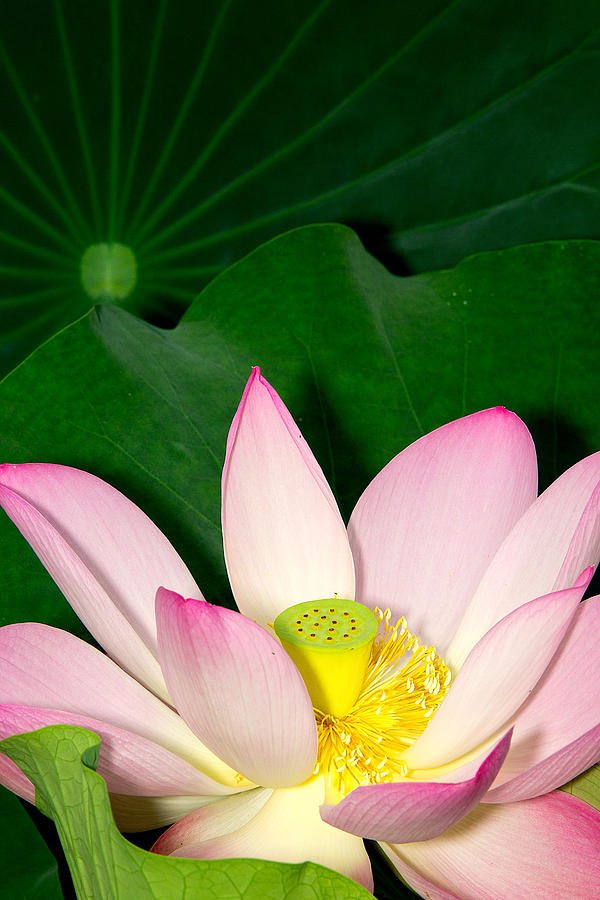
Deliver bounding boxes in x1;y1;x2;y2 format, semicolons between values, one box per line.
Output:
2;0;600;375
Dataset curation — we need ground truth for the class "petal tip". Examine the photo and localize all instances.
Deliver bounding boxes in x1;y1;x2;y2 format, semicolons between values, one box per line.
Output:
156;585;183;603
156;586;205;609
476;405;528;429
575;565;595;587
248;365;262;384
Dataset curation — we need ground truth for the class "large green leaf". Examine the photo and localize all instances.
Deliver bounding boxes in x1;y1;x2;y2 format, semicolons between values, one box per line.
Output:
0;726;373;899
1;227;599;610
1;226;599;897
0;224;599;621
3;0;600;373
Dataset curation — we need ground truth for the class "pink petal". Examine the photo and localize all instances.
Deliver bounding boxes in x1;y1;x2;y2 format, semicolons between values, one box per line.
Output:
152;788;273;854
380;846;460;900
448;452;600;668
402;576;589;771
484;594;600;801
222;368;355;626
320;730;511;842
0;463;202;699
0;623;240;788
0;704;224;798
486;724;600;804
157;776;374;893
348;408;537;653
384;791;600;899
0;753;34;803
156;589;318;787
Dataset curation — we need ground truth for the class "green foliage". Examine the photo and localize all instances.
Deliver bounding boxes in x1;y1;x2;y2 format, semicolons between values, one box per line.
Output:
0;726;374;899
3;0;600;372
1;226;599;896
1;226;599;634
562;764;600;814
0;790;62;898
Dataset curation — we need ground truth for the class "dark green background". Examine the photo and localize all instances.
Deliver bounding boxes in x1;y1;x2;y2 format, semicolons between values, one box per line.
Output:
3;0;600;373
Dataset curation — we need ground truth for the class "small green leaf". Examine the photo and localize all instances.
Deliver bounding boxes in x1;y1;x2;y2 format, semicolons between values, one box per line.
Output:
0;725;374;900
561;764;600;815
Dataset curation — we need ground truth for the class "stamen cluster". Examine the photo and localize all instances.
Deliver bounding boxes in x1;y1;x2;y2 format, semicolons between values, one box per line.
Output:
313;608;452;796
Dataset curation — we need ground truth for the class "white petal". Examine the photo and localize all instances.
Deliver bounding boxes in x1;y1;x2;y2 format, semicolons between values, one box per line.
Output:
222;369;354;626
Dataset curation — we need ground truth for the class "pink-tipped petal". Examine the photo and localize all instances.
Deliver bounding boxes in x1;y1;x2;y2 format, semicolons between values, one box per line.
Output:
158;777;374;894
380;847;460;900
152;788;273;854
448;452;600;668
484;594;600;801
349;408;537;652
0;623;240;788
402;576;589;771
156;589;318;787
0;705;229;797
0;464;202;699
486;724;600;804
384;791;600;900
0;753;34;804
222;368;355;625
320;730;511;843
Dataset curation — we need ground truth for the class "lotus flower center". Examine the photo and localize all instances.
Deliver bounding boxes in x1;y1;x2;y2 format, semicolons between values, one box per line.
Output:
275;600;452;797
80;243;137;300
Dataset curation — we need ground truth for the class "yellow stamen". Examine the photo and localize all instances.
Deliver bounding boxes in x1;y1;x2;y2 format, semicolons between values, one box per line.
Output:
314;607;451;797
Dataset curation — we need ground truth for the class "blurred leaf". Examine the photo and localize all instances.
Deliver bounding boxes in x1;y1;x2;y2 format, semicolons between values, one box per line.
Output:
0;726;373;899
0;790;62;899
1;225;599;897
562;764;600;815
3;0;600;372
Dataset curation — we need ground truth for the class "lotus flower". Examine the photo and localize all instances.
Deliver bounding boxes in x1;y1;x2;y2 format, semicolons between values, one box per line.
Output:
1;368;600;899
